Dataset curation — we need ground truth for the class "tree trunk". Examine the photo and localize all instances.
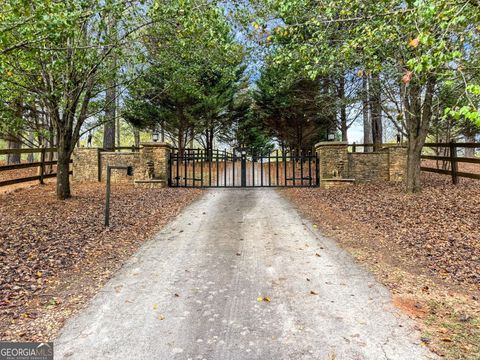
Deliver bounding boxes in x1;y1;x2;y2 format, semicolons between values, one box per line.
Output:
103;11;117;150
362;76;372;152
406;139;424;193
370;73;383;150
405;78;435;193
116;97;121;147
56;137;72;200
7;138;21;164
133;127;140;148
27;132;35;162
338;76;347;142
103;84;116;149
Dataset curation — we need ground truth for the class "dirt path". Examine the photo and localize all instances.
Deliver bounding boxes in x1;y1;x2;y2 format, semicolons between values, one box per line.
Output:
55;189;435;359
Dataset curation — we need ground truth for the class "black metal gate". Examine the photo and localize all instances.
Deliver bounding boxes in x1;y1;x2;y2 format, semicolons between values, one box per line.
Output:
169;149;319;188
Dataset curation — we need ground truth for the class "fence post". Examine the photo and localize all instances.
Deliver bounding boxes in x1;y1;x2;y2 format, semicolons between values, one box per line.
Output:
449;140;459;185
39;147;46;184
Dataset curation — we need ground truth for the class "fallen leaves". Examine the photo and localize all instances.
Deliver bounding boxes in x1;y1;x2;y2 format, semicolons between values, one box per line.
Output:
408;37;420;48
282;173;480;286
281;172;480;359
257;297;271;302
0;182;201;341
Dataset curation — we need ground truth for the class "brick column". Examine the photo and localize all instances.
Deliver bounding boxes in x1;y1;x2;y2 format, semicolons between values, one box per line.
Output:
315;142;349;180
72;148;100;182
137;143;172;184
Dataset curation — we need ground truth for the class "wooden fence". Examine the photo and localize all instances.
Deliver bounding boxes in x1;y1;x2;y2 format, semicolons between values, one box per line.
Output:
349;141;480;184
0;146;138;188
421;142;480;183
0;148;64;187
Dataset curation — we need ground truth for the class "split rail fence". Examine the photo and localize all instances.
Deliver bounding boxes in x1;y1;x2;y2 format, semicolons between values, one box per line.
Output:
0;146;137;188
350;141;480;184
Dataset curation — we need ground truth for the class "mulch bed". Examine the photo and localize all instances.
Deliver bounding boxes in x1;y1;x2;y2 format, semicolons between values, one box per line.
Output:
281;173;480;359
0;183;201;341
285;174;479;287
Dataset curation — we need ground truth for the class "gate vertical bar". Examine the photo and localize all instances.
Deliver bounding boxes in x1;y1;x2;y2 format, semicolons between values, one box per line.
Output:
200;149;203;187
268;152;271;187
292;150;296;187
300;150;304;186
260;155;263;186
176;151;180;187
192;149;196;187
232;150;236;187
216;149;219;187
316;155;320;186
168;154;172;187
276;150;279;186
224;150;227;187
241;153;246;187
208;149;212;187
252;153;255;187
283;150;287;186
308;150;312;187
184;150;188;187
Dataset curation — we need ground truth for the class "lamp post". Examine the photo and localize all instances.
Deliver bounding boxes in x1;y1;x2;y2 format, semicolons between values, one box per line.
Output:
105;165;134;226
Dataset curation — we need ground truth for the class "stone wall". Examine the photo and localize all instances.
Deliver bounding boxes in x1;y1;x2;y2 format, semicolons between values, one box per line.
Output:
72;149;99;182
388;147;407;182
72;143;172;186
314;142;407;187
101;152;140;183
348;152;389;182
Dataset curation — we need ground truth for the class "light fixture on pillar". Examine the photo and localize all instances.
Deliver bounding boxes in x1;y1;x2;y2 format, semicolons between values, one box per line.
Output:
327;131;335;141
152;130;160;142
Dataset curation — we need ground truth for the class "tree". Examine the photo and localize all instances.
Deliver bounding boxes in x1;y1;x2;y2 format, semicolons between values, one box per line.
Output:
124;0;245;156
0;0;146;199
253;62;331;151
249;0;480;192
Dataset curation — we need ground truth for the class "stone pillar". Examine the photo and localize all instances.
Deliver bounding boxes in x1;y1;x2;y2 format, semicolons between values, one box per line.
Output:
388;146;407;182
135;143;172;187
72;148;99;182
315;142;349;180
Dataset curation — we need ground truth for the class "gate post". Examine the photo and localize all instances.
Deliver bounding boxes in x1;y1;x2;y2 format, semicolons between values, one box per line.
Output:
134;143;172;188
241;153;247;187
314;142;349;188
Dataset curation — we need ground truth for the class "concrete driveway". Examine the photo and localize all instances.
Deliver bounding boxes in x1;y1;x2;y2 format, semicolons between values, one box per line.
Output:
55;189;435;360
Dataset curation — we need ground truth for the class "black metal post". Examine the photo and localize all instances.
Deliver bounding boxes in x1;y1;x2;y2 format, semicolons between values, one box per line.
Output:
241;153;246;187
224;150;227;186
268;152;271;187
176;151;179;187
260;155;263;186
232;150;237;187
276;150;279;186
200;149;203;187
308;150;312;187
